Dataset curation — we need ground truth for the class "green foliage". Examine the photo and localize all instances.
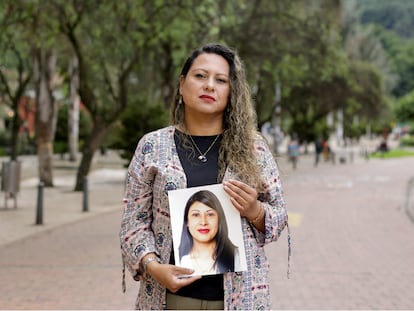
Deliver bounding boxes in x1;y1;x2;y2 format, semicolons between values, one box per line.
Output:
0;148;8;156
2;0;412;164
371;26;414;97
344;122;365;139
395;90;414;122
370;148;414;159
0;2;34;160
392;40;414;97
347;61;387;118
360;0;414;39
54;104;93;153
110;99;168;163
357;0;414;98
400;136;414;147
0;130;10;146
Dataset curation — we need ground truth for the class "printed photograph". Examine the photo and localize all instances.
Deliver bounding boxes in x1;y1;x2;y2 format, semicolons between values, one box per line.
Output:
168;184;247;276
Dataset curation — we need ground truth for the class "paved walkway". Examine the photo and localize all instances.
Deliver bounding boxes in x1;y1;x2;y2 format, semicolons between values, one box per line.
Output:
270;152;414;309
0;151;139;309
0;151;127;247
0;148;413;309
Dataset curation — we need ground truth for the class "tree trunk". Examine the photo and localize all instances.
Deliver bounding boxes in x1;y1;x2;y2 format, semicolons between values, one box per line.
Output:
74;124;109;191
1;74;31;162
9;98;21;161
33;48;57;187
68;56;80;162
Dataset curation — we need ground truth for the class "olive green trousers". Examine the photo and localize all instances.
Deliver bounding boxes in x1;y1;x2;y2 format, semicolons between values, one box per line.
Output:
166;292;224;310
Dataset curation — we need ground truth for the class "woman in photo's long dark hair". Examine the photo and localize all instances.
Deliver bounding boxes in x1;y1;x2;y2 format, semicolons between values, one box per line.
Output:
178;190;237;275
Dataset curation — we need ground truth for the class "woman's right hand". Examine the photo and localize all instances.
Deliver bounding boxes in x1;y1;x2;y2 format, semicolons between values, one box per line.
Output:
146;261;201;293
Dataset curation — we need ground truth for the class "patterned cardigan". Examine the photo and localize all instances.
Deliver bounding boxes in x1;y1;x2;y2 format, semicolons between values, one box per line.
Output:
120;126;288;310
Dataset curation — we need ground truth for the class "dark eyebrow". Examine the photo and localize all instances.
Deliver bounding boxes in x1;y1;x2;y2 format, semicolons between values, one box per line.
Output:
191;68;229;78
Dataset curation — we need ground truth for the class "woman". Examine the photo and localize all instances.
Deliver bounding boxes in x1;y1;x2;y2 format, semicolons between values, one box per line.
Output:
178;190;238;276
120;43;289;310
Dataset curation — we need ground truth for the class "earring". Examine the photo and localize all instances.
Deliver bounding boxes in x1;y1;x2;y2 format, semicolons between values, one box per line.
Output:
179;95;183;105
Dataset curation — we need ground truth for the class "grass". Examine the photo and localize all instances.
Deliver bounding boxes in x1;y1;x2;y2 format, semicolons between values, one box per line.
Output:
370;149;414;159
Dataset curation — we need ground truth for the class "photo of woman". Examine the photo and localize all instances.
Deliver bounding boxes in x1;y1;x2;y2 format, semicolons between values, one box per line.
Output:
177;189;240;276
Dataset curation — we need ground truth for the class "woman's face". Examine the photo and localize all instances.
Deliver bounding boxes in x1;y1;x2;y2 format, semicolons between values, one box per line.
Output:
180;53;230;119
187;201;219;244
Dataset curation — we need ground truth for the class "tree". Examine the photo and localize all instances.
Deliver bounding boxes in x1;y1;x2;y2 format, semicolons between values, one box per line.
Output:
276;5;352;143
373;28;414;98
1;1;67;187
341;0;399;95
27;0;65;187
217;0;299;126
51;1;194;191
395;90;414;122
54;102;91;155
33;48;58;186
0;2;32;161
357;0;414;97
113;99;168;164
360;0;414;39
67;55;80;161
216;0;362;146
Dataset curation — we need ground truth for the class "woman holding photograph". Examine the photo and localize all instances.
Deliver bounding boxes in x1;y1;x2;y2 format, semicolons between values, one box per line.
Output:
120;43;289;310
178;190;238;276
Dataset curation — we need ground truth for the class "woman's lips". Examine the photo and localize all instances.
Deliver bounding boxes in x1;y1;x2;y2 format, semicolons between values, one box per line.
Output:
198;229;210;234
199;95;215;102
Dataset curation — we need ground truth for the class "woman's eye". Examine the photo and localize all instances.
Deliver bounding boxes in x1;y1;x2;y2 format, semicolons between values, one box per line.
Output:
195;73;205;79
191;212;200;217
217;78;227;83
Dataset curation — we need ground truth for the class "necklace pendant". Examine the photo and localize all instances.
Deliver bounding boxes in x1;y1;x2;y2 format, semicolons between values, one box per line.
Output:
198;155;208;162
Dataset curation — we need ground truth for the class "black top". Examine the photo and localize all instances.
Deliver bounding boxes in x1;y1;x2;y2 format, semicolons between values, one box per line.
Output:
170;130;224;300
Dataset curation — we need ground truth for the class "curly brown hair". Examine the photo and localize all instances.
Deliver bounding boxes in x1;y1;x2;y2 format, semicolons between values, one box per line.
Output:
169;43;264;191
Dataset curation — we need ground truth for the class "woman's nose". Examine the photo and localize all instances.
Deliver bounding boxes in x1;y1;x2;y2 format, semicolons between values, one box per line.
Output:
200;214;207;225
204;77;215;91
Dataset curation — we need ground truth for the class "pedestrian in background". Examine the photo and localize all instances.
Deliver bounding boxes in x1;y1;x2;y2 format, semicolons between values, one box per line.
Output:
322;139;335;164
287;134;300;169
120;43;289;310
314;137;323;167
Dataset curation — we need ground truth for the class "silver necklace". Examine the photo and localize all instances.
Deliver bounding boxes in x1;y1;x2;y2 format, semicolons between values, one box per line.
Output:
188;134;220;162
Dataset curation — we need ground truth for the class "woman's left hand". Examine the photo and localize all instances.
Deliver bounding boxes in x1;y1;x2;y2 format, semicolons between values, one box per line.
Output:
223;179;261;220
